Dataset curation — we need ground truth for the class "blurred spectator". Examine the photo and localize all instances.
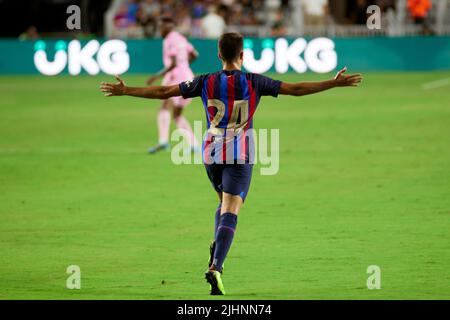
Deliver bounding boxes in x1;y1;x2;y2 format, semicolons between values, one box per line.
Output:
407;0;432;24
201;5;226;38
191;0;207;37
114;1;144;38
271;8;287;37
240;0;258;25
19;26;39;41
108;0;268;39
114;3;131;29
227;3;243;26
192;0;207;18
176;6;192;36
126;0;140;24
375;0;396;12
407;0;433;34
217;4;230;25
221;0;234;6
281;0;290;9
137;0;160;37
141;0;160;18
137;6;154;37
252;0;266;25
160;0;176;16
350;0;369;25
280;0;291;20
302;0;328;26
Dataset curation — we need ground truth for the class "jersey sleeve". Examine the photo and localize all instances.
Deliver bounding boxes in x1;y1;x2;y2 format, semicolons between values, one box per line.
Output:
165;41;177;58
186;41;194;54
179;74;207;99
253;74;282;97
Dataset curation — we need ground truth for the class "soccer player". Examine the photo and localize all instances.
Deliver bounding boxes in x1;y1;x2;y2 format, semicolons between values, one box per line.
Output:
146;16;200;154
100;33;362;295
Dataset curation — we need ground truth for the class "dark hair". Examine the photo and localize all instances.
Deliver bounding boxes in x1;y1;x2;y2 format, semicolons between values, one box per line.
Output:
218;33;244;62
160;16;175;24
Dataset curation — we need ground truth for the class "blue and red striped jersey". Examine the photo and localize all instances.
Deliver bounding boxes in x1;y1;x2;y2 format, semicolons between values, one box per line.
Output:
179;69;281;164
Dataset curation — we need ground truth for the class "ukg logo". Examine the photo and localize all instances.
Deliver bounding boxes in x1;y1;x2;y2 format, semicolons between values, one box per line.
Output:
34;40;130;76
243;37;338;74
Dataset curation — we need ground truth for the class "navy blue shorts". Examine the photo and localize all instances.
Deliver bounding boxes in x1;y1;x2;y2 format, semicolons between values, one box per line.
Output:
204;164;253;201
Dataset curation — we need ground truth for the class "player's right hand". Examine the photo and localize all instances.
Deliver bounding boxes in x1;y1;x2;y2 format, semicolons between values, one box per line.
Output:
100;75;126;97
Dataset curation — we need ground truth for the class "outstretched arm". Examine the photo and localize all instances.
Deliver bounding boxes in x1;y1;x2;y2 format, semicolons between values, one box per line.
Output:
100;75;181;99
146;57;177;85
279;68;362;97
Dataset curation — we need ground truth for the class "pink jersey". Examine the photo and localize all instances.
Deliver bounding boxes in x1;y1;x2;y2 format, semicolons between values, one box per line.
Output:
162;31;195;86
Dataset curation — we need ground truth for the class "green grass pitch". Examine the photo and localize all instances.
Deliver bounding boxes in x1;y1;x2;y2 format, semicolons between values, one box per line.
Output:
0;72;449;300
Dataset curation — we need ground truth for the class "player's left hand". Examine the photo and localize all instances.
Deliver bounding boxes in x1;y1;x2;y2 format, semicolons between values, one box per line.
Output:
146;75;158;85
100;75;126;97
334;67;363;87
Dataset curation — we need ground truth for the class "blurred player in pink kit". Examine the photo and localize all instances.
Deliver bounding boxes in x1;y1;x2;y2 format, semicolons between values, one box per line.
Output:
146;17;200;154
